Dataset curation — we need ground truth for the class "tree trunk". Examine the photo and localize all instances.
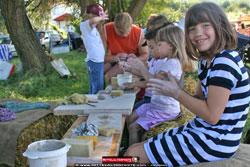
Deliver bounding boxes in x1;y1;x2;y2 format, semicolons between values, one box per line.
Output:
121;0;125;12
127;0;147;22
79;0;94;18
105;0;115;21
0;0;51;72
117;0;121;13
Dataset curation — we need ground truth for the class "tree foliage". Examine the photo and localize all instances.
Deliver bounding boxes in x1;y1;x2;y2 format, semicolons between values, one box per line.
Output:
1;0;250;34
25;0;80;30
24;0;147;31
0;0;147;73
221;0;231;9
0;0;51;73
219;0;250;19
135;0;250;27
135;0;192;26
0;0;250;74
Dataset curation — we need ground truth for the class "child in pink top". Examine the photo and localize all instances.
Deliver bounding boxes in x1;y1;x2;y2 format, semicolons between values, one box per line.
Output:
126;23;194;146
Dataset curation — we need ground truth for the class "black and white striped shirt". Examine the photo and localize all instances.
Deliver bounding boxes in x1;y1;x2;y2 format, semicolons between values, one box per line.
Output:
144;50;250;166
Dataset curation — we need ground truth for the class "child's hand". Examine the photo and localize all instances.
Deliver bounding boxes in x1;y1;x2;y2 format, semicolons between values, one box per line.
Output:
100;10;109;22
126;54;137;67
127;54;137;59
103;10;109;20
123;82;134;89
147;72;184;99
156;71;168;80
93;10;109;24
117;53;127;61
119;61;132;71
157;71;185;88
127;57;145;71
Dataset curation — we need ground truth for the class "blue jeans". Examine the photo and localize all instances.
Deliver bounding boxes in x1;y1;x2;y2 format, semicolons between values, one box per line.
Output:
86;60;104;94
133;96;151;110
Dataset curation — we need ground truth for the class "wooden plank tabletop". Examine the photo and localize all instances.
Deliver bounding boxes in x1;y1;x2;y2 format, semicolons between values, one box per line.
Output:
54;94;136;116
62;115;126;166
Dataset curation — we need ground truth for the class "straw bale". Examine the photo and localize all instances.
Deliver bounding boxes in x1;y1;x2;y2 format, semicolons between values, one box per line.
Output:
144;105;195;140
184;75;197;95
15;114;77;167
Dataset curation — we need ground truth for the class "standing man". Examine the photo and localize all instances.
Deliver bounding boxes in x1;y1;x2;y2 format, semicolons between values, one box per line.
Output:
104;12;149;84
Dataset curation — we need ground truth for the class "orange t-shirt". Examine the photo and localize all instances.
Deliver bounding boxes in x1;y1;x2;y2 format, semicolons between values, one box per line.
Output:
105;22;142;57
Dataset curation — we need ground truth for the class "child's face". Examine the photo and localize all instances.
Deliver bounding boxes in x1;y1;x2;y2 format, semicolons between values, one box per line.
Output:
157;41;173;59
147;39;160;60
188;22;216;52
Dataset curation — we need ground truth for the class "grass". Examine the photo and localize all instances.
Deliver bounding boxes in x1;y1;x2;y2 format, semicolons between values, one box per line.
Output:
0;50;89;101
0;50;249;142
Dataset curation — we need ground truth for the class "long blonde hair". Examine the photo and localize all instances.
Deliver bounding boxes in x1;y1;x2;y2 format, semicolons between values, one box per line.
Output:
156;24;194;71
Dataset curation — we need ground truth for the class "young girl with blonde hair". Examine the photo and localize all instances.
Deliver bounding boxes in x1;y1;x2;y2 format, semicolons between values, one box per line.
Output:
124;15;171;110
124;2;250;166
126;23;194;146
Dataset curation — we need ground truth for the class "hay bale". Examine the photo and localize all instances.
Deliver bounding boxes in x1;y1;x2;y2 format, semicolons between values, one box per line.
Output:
144;105;195;140
15;114;77;167
184;75;197;95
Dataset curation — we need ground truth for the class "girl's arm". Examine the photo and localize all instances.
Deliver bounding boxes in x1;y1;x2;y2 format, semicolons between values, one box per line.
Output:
121;62;144;77
178;85;229;125
89;10;108;26
139;64;154;81
126;67;143;77
148;73;230;125
126;57;152;79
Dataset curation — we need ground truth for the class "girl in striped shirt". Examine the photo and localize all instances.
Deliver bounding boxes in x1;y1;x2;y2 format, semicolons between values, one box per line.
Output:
124;2;250;166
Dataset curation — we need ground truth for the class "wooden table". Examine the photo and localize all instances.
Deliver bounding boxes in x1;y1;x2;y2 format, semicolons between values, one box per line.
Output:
62;115;126;166
59;88;139;166
54;88;139;116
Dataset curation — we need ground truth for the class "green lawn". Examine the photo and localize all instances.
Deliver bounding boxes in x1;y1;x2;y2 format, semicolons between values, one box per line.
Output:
0;50;249;142
0;50;89;101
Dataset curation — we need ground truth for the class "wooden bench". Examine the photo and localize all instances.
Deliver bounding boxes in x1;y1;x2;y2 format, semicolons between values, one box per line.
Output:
185;143;250;167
